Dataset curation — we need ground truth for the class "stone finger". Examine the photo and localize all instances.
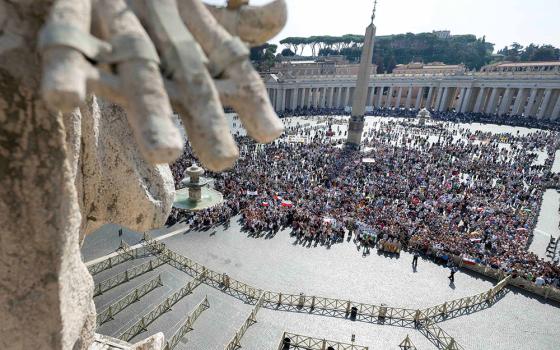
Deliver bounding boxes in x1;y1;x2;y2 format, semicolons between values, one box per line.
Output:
40;0;92;112
93;0;183;164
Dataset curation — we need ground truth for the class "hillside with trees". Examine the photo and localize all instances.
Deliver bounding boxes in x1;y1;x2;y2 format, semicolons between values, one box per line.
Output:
497;43;560;62
277;33;560;73
279;33;495;73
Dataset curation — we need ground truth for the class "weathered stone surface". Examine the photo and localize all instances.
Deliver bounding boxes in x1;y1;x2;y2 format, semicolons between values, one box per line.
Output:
130;333;165;350
89;333;165;350
78;97;175;239
1;0;287;348
40;0;285;171
208;0;287;47
0;2;94;349
0;1;173;349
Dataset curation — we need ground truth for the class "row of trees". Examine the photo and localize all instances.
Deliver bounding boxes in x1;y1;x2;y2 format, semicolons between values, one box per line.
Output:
250;34;559;74
279;33;495;72
280;33;560;73
497;43;560;63
280;33;494;73
279;35;366;56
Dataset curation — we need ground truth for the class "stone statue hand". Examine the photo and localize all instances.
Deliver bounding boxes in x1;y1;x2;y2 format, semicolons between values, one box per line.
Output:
39;0;287;171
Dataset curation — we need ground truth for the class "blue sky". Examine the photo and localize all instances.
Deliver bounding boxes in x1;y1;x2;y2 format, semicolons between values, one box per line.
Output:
205;0;560;53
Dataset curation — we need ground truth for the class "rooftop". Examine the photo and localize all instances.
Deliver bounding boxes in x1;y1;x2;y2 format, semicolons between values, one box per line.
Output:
491;61;560;67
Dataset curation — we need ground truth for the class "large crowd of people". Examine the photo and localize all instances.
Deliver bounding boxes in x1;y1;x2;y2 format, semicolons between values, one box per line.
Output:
167;109;560;288
278;107;560;131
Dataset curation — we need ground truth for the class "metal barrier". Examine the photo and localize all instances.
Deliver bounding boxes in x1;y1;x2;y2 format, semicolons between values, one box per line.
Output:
443;254;560;302
164;296;210;350
420;320;465;350
119;273;206;342
224;292;265;350
93;256;168;297
277;331;369;350
399;335;416;350
144;240;510;324
261;291;419;322
143;239;263;300
88;241;139;276
420;276;511;320
96;275;163;327
141;240;516;350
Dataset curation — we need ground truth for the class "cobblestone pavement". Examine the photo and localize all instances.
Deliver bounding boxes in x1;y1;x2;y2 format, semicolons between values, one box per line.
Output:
84;116;560;349
85;217;560;350
81;223;188;262
530;189;560;260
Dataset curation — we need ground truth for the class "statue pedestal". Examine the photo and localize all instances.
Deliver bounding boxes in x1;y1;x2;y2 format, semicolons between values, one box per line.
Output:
346;116;365;149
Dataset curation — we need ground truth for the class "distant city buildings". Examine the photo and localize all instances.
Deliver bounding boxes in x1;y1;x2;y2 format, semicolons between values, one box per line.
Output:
481;61;560;74
272;56;377;79
393;62;466;75
432;30;452;39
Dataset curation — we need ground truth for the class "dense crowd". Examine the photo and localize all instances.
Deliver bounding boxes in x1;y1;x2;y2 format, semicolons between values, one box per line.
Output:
278;107;560;132
168;111;560;287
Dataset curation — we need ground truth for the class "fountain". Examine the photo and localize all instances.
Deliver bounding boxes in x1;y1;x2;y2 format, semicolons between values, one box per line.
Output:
173;164;224;211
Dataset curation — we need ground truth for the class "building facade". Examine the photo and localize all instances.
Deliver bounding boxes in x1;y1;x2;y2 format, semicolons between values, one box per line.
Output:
264;61;560;120
393;62;466;75
272;56;377;79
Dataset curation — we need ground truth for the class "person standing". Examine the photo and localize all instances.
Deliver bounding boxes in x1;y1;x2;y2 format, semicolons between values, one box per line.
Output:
412;250;419;268
448;265;458;283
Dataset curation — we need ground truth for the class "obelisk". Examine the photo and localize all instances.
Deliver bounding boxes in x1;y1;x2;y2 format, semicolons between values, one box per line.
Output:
346;1;378;149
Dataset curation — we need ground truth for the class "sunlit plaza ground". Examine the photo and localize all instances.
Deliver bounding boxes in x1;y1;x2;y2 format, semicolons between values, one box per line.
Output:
83;115;560;350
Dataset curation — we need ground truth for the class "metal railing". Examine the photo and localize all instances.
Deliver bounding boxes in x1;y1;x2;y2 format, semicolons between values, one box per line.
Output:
420;276;511;320
144;240;207;276
144;239;510;321
277;331;369;350
119;272;206;342
261;290;421;322
141;240;515;350
96;275;163;327
88;241;139;276
420;320;465;350
399;335;417;350
143;240;264;301
93;256;168;297
164;296;210;350
224;292;265;350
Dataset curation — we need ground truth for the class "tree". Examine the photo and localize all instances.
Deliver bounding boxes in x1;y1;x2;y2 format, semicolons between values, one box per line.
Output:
498;42;524;62
281;48;295;56
250;43;278;70
307;36;323;57
279;37;307;55
318;48;339;57
531;45;560;61
322;36;339;51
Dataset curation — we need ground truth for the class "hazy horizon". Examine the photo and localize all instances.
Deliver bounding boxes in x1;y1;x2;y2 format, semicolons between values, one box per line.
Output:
205;0;560;55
